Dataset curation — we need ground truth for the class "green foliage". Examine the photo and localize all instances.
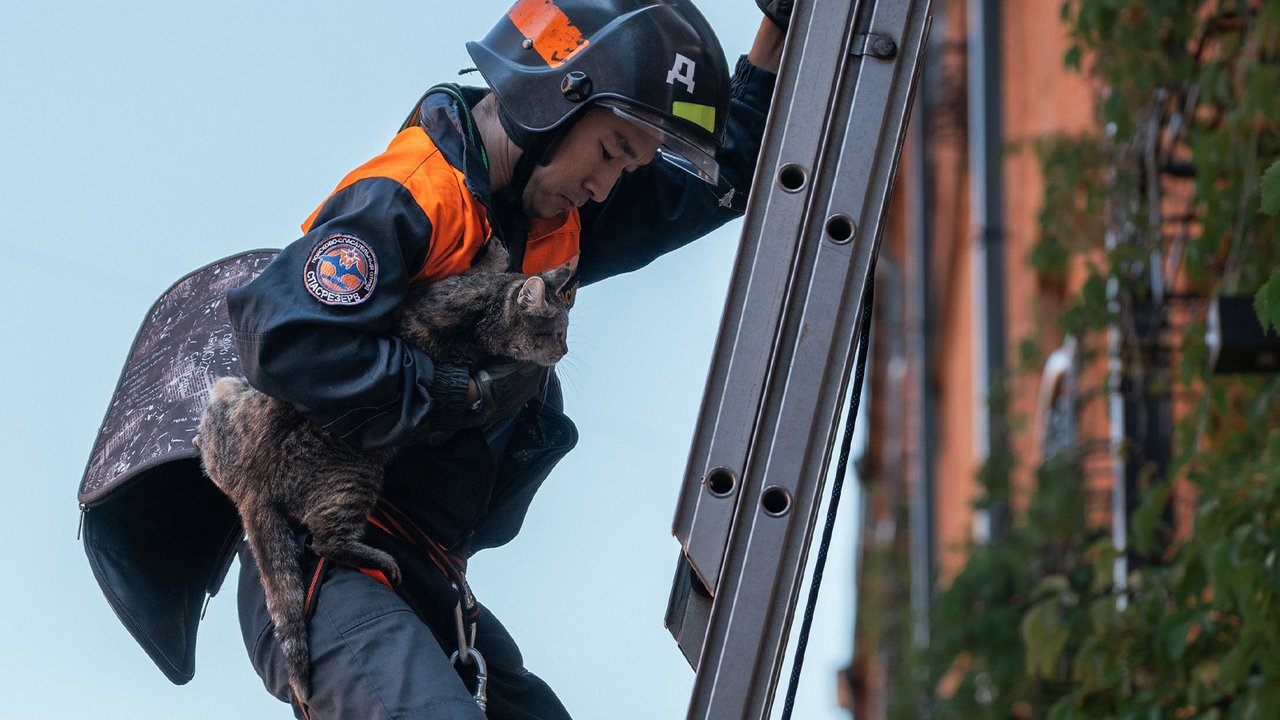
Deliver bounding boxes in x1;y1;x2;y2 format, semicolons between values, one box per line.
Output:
1262;159;1280;215
904;1;1280;718
929;449;1106;719
1256;270;1280;334
1030;135;1110;283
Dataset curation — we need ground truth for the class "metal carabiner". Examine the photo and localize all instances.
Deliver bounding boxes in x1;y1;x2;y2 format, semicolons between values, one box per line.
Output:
450;645;489;711
450;583;476;660
448;581;485;708
453;595;469;659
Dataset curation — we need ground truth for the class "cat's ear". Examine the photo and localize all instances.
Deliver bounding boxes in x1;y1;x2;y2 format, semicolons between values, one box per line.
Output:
518;276;547;312
540;266;577;307
471;237;510;273
542;265;573;291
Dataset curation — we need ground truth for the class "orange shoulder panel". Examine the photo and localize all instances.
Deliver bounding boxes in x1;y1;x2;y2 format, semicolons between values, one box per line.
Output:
302;127;491;283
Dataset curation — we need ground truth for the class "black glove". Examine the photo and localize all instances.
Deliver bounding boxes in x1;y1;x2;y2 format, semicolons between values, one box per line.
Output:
468;361;547;426
427;361;547;436
757;0;793;30
426;361;539;433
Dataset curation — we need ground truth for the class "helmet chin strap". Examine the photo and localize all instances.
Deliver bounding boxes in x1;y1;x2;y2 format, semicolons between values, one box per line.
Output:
489;102;581;273
497;102;579;199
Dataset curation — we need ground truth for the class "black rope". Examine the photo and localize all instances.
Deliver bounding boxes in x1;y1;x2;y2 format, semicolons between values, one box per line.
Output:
780;274;875;719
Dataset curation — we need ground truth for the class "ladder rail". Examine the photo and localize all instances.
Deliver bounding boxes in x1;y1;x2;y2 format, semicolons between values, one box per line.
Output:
666;0;932;716
671;0;867;596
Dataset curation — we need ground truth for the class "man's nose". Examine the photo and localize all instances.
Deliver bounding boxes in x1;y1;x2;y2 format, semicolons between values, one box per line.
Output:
585;165;623;202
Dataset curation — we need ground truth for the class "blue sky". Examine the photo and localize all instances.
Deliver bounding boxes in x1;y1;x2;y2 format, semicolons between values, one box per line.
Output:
1;2;859;717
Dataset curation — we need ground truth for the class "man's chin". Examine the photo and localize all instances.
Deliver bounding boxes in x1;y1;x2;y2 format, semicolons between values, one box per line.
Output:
527;198;571;219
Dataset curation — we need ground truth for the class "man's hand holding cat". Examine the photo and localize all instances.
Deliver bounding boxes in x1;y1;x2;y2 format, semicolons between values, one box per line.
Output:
428;361;543;433
466;362;547;426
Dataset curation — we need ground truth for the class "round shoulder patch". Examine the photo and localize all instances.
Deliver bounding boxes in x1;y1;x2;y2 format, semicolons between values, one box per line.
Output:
303;235;379;306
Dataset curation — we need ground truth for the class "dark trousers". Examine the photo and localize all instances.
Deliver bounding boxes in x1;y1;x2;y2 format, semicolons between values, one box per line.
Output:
237;544;573;719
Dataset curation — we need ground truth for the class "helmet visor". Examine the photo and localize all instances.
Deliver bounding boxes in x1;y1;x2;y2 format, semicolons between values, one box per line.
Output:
599;101;720;185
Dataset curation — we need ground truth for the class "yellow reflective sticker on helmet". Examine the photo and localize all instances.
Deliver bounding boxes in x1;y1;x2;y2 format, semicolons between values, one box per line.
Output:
672;101;716;133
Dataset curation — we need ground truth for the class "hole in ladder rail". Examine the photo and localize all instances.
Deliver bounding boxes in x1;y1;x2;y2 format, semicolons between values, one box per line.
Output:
825;214;856;244
761;486;792;517
778;163;808;193
705;467;737;498
686;561;713;599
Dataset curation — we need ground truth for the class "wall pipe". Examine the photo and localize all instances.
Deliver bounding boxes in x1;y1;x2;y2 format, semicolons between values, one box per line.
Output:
966;0;1007;542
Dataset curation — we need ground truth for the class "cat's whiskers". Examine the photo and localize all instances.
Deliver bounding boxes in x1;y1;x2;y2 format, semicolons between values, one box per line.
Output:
549;356;587;400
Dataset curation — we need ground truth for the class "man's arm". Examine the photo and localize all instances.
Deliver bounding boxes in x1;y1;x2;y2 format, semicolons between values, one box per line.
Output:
228;174;475;452
748;17;784;73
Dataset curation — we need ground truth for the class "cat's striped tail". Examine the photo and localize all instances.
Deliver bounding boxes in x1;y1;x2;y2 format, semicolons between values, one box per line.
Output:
243;503;312;708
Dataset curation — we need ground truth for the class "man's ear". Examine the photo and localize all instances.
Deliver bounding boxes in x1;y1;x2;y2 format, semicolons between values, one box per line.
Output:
518;276;547;311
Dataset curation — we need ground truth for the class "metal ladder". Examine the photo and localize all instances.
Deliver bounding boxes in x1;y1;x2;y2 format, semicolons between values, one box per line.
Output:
665;0;932;716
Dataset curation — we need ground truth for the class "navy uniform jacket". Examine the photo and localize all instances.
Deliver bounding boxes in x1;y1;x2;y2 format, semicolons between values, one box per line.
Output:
226;57;774;561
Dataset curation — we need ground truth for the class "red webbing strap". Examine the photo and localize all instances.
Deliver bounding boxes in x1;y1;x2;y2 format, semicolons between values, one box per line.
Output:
369;500;479;625
303;556;329;622
299;501;483;712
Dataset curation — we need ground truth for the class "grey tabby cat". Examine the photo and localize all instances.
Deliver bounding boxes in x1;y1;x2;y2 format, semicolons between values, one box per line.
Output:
195;239;571;706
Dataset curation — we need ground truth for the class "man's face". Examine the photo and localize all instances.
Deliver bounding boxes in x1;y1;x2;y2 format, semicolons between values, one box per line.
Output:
522;107;662;219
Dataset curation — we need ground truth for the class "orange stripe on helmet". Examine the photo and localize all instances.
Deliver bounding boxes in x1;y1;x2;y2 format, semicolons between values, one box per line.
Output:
507;0;589;67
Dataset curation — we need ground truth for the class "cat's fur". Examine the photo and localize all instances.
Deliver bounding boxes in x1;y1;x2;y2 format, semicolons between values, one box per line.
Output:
195;240;571;705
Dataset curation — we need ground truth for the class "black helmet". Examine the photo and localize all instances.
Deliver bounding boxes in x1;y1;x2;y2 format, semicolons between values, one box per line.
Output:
466;0;731;183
